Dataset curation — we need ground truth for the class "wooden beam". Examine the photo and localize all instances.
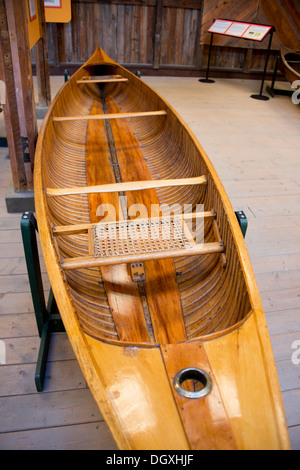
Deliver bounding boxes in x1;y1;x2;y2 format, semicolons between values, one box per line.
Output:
35;0;51;107
260;0;300;50
0;0;26;191
3;0;38;191
46;175;207;197
53;110;167;122
72;0;203;9
153;0;163;69
61;242;224;271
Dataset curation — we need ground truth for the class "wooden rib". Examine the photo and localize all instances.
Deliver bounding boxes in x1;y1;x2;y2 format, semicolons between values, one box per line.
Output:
46;176;207;197
53;110;167;122
52;210;216;236
61;242;224;271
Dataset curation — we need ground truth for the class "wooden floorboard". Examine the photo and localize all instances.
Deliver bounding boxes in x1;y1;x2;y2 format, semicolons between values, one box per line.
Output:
0;75;299;450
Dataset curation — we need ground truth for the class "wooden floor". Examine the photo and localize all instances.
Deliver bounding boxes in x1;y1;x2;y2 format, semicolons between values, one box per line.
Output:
0;75;299;450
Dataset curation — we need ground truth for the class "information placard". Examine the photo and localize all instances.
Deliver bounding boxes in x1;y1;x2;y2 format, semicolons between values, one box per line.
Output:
201;18;274;100
27;0;41;50
44;0;71;23
208;19;272;41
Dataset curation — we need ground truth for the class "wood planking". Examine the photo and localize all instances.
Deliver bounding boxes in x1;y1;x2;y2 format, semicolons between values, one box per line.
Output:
45;1;203;68
57;1;156;65
158;5;202;67
260;0;300;50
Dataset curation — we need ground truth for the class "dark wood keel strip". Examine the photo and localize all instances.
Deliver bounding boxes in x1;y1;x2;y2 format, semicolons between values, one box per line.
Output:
161;341;237;450
85;98;151;343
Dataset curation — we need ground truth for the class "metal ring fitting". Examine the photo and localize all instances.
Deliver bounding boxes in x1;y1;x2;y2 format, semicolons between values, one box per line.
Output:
173;367;212;399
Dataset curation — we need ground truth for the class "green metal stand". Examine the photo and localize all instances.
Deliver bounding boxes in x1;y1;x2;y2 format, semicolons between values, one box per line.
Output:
235;210;248;238
20;211;65;392
266;55;293;98
20;208;247;391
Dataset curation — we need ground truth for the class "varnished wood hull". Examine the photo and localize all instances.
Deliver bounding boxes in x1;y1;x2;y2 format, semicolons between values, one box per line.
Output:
280;45;300;85
34;49;290;450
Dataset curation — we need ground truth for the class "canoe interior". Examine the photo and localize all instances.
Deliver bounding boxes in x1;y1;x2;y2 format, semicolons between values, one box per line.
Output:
41;49;252;346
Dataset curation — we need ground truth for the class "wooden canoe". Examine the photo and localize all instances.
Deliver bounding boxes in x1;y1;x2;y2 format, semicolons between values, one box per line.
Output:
34;48;290;450
280;45;300;85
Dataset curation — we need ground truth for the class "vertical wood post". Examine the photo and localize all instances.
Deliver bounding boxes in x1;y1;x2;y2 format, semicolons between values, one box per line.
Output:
0;0;38;192
153;0;163;69
0;0;27;191
35;0;51;107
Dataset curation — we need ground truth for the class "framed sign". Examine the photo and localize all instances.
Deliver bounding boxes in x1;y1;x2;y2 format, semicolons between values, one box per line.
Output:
44;0;71;23
208;19;272;42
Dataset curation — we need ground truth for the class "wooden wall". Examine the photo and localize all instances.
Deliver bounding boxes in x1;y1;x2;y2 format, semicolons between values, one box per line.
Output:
260;0;300;50
40;0;299;77
46;0;203;72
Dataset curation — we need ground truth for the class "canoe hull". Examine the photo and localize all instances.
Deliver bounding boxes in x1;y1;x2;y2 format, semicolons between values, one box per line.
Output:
34;48;290;449
280;45;300;85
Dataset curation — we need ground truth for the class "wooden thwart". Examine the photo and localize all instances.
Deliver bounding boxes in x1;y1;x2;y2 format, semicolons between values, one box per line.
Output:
61;242;224;271
53;110;167;122
52;210;216;237
59;211;224;271
46;175;207;197
77;78;128;84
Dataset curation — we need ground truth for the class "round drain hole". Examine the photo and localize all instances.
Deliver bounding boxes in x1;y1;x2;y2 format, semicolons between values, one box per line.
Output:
173;367;212;399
